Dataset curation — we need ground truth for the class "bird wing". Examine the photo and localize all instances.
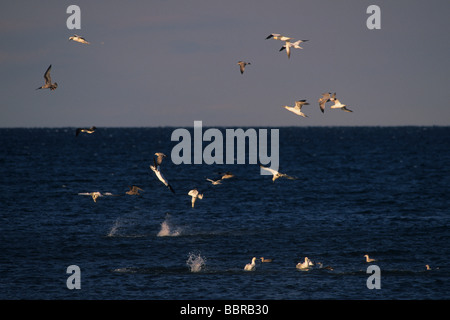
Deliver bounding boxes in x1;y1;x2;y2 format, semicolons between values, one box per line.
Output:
259;165;278;176
342;106;353;112
43;65;52;84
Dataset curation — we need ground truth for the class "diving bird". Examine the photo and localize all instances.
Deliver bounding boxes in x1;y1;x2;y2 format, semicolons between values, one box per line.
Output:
265;33;292;41
237;61;251;74
188;188;203;208
283;100;310;117
364;255;376;263
259;165;297;182
150;157;175;193
126;185;143;195
279;40;308;58
244;257;257;271
330;99;353;112
36;65;58;91
75;126;96;136
69;34;90;44
154;152;167;166
78;192;116;202
318;92;333;113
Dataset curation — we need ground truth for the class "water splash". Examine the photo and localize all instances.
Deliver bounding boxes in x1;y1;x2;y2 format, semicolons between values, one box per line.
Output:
157;215;181;237
186;252;206;273
107;218;121;237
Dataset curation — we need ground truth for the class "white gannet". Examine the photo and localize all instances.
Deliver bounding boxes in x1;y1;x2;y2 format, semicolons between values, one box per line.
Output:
260;257;274;263
206;178;222;185
237;61;251;74
188;188;203;207
283;99;310;117
330;99;353;112
126;185;143;195
364;254;376;263
279;40;308;58
78;191;116;202
69;34;90;44
259;165;297;182
36;65;58;91
150;157;175;193
296;257;313;270
318;92;333;113
244;257;257;271
75;126;96;137
265;33;292;41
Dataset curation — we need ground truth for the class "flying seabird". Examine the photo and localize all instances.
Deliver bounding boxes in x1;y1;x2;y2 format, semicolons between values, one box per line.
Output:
260;257;274;263
296;257;313;270
259;165;297;182
154;152;167;166
237;61;251;74
206;178;222;185
219;172;234;179
75;126;96;136
318;92;333;113
283;100;310;117
279;40;308;58
69;34;90;44
244;257;257;271
188;188;203;207
78;192;116;202
36;65;58;91
364;254;376;263
126;185;143;195
330;99;353;112
150;157;175;193
265;33;292;41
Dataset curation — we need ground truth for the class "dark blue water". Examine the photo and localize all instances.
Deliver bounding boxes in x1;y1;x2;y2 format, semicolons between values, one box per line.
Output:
1;127;449;300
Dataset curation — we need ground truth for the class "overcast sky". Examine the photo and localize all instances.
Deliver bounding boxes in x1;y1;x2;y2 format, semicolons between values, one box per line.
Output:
1;0;449;127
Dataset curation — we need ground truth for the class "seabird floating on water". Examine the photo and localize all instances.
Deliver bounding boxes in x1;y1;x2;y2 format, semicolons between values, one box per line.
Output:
36;65;58;91
75;126;96;137
237;61;251;74
364;254;376;263
260;257;274;263
259;165;297;182
330;98;353;112
188;188;203;207
283;100;310;117
150;155;175;193
126;185;143;195
244;257;257;271
78;191;116;202
296;257;313;270
69;34;90;44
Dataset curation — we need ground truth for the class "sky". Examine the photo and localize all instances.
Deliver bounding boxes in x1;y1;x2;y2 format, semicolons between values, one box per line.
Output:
1;0;449;127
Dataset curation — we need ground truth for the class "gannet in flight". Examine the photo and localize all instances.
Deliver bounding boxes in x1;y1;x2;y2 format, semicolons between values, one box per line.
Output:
259;165;297;182
154;153;167;166
318;92;334;113
279;40;308;58
126;185;143;195
364;255;376;263
219;172;234;179
206;178;222;185
36;65;58;91
283;100;310;117
265;33;292;41
330;98;353;112
78;192;116;202
237;61;251;74
75;126;96;137
150;156;175;193
188;188;203;207
69;34;90;44
244;257;257;271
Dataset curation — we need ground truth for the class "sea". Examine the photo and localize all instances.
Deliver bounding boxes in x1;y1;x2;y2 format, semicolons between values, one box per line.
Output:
0;126;449;303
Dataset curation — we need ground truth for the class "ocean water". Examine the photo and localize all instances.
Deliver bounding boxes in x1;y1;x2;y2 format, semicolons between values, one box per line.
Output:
0;126;449;300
